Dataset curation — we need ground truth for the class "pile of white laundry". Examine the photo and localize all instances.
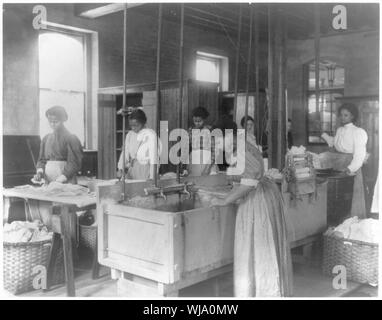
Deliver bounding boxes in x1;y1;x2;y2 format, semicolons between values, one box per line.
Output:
326;217;380;244
3;220;52;243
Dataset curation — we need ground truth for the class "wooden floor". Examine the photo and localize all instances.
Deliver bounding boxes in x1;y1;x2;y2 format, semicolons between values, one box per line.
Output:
17;261;378;298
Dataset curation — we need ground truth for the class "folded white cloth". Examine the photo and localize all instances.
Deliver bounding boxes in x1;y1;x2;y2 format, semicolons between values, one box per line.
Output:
330;217;380;244
3;220;52;243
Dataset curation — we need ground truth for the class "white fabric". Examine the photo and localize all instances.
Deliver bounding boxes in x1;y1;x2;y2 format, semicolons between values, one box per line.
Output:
240;178;259;187
332;217;380;244
118;128;161;171
324;123;368;173
45;160;66;182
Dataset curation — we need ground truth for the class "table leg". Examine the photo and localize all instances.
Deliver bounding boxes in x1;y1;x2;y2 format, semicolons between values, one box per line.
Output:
59;206;76;297
91;253;100;280
45;233;61;291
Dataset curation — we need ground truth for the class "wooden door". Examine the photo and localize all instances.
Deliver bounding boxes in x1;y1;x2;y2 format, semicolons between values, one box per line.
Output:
98;94;116;179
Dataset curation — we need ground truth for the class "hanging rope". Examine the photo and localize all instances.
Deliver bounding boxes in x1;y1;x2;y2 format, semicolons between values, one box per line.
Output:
233;5;243;124
244;4;253;140
154;3;163;188
121;3;127;201
176;4;185;183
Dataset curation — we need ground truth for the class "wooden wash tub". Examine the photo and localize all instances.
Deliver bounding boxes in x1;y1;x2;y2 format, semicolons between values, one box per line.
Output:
97;175;236;297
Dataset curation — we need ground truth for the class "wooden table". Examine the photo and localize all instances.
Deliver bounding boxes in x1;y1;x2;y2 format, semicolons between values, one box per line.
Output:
2;187;96;297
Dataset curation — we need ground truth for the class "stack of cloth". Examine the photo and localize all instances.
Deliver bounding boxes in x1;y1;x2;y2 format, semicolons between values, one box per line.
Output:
3;220;52;243
265;168;283;180
14;182;90;197
325;217;380;244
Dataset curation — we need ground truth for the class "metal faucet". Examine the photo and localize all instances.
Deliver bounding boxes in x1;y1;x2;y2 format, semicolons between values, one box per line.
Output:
159;189;167;200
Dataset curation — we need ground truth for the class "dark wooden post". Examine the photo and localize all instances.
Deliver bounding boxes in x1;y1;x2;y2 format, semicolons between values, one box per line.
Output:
268;5;287;169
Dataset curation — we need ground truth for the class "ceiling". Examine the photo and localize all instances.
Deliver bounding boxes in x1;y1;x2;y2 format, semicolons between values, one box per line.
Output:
75;3;379;40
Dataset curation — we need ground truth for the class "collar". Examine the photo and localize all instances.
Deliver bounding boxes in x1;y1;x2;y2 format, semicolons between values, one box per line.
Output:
344;122;355;128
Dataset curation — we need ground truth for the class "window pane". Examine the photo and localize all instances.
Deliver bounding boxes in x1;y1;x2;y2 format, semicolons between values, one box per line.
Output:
39;90;85;145
308;61;345;89
196;58;219;83
39;32;85;91
307;91;342;143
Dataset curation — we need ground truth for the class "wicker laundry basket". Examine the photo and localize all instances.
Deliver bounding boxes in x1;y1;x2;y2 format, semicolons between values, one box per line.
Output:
79;224;97;253
322;233;379;286
3;239;52;294
3;237;65;295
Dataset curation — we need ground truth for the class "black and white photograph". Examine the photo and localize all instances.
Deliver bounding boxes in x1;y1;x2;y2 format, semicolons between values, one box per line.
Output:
0;1;380;302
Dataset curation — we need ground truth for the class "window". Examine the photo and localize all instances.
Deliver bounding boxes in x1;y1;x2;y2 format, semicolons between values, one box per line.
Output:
196;51;228;91
38;31;86;145
306;59;345;143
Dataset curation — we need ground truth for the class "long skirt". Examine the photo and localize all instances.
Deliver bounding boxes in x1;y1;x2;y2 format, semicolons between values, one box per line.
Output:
234;177;293;297
319;151;366;218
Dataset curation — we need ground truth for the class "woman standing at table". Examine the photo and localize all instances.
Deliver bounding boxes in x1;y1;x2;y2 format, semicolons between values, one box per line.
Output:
117;109;160;180
184;106;218;176
34;105;83;184
211;130;293;297
321;103;368;218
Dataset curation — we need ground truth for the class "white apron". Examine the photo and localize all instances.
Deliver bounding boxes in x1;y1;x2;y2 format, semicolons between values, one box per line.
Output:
45;160;77;184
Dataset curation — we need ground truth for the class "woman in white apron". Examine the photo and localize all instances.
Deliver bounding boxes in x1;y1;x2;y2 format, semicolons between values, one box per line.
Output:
321;103;368;218
184;107;218;176
117;109;160;181
34;105;83;184
31;105;83;241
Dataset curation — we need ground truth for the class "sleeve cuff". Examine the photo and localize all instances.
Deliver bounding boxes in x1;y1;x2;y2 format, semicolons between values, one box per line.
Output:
240;178;259;187
347;165;357;174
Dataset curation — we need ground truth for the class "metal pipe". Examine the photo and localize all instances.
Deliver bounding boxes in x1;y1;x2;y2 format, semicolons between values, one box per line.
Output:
177;4;185;183
254;7;260;141
154;4;163;188
233;5;242;124
244;4;253;140
121;4;127;201
314;5;320;120
277;12;284;169
267;5;274;168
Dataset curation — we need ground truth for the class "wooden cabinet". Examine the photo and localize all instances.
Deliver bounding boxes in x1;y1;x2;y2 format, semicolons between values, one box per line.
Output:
97;80;219;179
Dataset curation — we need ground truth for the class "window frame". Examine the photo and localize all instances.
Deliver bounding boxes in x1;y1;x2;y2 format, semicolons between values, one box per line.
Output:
304;60;345;145
195;51;228;91
38;27;91;148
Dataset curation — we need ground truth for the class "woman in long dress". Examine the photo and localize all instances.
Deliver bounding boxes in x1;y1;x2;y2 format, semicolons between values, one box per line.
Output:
321;103;368;218
117;109;160;180
211;131;293;297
